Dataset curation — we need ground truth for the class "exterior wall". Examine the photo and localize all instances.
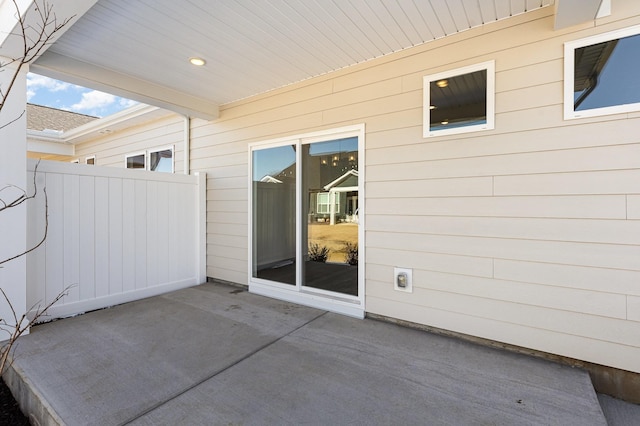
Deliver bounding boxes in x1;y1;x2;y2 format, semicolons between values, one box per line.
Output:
74;113;186;172
191;4;640;373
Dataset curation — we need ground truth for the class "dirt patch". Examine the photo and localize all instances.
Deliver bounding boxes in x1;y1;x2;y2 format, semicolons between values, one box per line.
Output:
307;223;358;263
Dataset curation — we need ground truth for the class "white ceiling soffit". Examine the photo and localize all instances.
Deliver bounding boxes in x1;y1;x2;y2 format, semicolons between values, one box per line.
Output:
31;0;556;121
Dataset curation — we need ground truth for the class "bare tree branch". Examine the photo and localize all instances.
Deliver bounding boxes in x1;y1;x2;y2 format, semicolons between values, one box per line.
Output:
0;0;74;119
0;186;48;267
0;0;74;376
0;284;73;374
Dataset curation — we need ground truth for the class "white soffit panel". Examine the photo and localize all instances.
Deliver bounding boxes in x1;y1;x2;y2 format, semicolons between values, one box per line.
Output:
30;0;552;117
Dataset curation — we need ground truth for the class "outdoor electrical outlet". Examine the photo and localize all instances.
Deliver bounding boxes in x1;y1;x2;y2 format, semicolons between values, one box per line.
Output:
397;273;408;288
394;267;413;293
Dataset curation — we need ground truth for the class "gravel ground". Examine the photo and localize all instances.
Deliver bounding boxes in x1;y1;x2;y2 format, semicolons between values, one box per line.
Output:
0;378;28;425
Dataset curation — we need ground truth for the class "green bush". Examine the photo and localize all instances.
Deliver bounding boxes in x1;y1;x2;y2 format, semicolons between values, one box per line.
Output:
308;243;330;262
344;242;358;266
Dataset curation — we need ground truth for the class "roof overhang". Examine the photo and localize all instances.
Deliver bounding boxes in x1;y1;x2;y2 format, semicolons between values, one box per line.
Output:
4;1;616;125
27;103;174;155
30;52;219;120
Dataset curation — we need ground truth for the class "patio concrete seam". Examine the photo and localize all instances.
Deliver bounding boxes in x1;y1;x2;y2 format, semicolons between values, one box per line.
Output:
118;310;329;426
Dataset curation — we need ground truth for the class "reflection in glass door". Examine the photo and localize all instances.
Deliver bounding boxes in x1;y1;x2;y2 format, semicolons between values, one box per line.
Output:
302;138;358;296
250;125;363;316
251;145;296;285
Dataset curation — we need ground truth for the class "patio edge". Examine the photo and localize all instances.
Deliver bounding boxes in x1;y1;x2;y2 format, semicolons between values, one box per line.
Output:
3;356;64;426
366;312;640;404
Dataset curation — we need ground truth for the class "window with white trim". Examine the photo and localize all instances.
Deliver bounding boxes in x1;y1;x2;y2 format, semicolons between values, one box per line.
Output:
85;156;95;165
125;147;174;172
316;192;340;214
423;61;495;137
564;25;640;119
125;152;145;169
149;147;174;173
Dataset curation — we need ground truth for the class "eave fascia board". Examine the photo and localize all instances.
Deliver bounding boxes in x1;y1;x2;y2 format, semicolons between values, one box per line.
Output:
27;133;74;156
63;103;163;143
27;104;168;153
31;51;219;121
554;0;608;30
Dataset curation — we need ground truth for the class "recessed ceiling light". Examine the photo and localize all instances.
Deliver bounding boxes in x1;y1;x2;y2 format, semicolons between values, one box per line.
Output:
436;79;448;88
441;120;449;125
429;105;437;110
189;57;206;66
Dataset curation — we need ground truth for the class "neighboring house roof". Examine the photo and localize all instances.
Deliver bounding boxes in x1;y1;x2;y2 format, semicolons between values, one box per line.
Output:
260;175;283;184
324;170;359;191
27;103;98;132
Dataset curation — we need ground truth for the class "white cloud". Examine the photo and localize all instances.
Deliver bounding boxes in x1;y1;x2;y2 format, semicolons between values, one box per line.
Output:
119;98;138;109
71;90;116;113
26;74;75;92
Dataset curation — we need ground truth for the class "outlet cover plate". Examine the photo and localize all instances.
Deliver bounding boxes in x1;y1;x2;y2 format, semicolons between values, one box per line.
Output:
394;267;413;293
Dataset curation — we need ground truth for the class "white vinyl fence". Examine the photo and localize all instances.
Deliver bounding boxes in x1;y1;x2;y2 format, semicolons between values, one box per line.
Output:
26;159;206;321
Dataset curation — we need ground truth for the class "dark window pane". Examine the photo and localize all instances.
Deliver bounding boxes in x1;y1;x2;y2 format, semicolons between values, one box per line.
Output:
430;69;487;131
126;154;145;169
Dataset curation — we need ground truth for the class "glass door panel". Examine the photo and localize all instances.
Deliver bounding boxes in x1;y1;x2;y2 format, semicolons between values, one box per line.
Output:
302;137;358;296
251;145;296;285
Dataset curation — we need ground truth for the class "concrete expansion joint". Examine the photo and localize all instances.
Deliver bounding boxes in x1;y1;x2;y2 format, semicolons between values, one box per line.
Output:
117;310;329;426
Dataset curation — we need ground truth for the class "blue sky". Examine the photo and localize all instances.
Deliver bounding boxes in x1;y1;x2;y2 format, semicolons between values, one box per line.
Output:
27;73;138;118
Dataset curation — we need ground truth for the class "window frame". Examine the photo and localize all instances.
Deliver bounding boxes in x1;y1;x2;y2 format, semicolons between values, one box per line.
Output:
148;145;174;173
423;60;495;138
564;25;640;120
85;155;96;165
248;124;365;318
125;152;146;170
316;192;340;215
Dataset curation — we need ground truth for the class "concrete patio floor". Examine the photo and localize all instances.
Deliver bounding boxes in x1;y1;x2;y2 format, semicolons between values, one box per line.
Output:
2;282;630;425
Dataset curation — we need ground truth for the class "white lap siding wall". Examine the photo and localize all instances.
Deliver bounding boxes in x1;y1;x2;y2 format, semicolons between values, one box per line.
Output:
74;113;186;173
190;3;640;374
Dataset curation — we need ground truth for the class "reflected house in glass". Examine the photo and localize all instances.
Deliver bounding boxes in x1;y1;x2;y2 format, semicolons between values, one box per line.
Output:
312;169;359;225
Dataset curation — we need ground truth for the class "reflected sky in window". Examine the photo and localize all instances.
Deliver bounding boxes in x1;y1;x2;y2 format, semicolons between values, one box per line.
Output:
575;33;640;111
253;145;295;182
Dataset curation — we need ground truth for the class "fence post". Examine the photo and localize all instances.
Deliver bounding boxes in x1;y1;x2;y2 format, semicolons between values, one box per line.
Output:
195;172;207;283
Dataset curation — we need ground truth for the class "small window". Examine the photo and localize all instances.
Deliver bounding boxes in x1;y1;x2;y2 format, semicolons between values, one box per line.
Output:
149;147;174;173
85;156;95;165
565;25;640;119
125;153;145;169
316;192;340;214
423;61;495;137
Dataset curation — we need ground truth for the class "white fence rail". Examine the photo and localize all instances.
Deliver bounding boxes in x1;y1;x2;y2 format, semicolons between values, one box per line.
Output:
26;159;206;321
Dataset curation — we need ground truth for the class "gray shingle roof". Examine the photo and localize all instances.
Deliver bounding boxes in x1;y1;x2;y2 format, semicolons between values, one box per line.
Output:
27;103;98;132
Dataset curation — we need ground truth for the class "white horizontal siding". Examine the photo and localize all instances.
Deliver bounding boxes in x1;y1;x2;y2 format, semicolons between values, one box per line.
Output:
74;114;185;173
191;4;640;373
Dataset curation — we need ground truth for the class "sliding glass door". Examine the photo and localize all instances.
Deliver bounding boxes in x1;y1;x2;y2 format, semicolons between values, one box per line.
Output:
250;126;363;316
301;138;358;296
251;144;297;285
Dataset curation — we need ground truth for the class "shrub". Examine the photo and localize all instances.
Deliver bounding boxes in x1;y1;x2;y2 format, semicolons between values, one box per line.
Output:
308;243;330;262
344;242;358;266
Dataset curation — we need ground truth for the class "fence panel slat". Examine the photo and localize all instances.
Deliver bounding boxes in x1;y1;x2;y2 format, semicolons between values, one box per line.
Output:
26;160;205;320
